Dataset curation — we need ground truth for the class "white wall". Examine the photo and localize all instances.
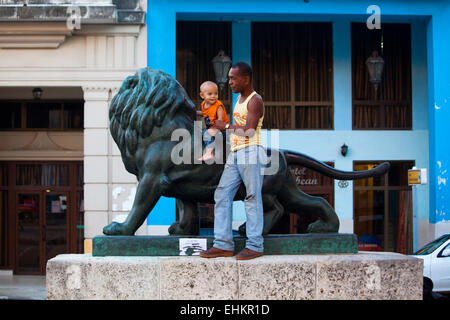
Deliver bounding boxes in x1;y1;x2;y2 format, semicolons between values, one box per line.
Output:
0;21;148;251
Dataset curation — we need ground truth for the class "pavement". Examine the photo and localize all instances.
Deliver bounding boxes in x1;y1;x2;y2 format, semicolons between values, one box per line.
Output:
0;274;46;300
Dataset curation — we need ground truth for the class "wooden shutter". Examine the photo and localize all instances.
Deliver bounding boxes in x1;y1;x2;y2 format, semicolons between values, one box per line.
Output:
352;23;412;130
252;22;333;129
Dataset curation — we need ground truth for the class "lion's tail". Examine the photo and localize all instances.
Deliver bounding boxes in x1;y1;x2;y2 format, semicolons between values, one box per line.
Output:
282;150;390;180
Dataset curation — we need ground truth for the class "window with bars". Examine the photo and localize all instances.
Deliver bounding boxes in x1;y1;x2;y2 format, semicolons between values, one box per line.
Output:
0;100;84;130
351;23;412;130
176;21;233;116
252;22;334;130
176;21;233;231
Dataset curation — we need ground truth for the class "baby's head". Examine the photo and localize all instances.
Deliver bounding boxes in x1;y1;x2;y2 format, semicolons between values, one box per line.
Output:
200;81;219;105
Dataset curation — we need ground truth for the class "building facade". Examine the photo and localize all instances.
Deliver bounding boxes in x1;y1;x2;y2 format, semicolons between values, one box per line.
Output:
0;0;146;274
145;0;449;254
0;0;449;274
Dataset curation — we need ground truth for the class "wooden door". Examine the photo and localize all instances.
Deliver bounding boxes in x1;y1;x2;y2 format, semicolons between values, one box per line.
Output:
15;191;69;274
44;191;69;265
16;192;43;274
2;161;83;275
288;163;335;234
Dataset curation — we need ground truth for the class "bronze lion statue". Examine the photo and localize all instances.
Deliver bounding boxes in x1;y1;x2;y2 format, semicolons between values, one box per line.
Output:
103;67;389;236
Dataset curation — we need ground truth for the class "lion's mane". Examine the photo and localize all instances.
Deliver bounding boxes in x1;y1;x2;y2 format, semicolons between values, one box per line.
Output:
109;68;196;175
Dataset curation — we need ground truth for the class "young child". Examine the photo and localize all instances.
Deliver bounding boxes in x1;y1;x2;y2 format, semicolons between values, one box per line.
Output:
196;81;229;161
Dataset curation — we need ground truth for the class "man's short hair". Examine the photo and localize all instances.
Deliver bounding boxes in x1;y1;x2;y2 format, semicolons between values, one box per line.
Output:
231;62;252;81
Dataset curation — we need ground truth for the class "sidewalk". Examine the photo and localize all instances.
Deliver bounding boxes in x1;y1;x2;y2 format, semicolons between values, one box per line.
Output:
0;274;46;300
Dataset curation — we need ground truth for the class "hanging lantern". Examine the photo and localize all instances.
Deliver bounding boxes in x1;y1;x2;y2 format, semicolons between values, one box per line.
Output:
365;50;385;91
212;50;232;90
32;87;43;100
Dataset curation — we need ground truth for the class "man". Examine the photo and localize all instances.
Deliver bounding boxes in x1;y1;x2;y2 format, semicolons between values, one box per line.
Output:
200;62;265;260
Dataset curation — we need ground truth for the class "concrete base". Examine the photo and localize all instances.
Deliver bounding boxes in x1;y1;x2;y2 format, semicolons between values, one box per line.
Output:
46;252;423;300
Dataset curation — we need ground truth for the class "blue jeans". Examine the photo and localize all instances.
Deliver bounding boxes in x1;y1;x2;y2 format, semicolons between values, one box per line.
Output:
202;128;226;149
213;145;266;253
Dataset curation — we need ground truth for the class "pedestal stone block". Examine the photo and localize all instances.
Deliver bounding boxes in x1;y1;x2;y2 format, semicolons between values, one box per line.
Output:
160;257;238;300
315;252;423;300
46;255;160;300
47;252;423;300
237;255;316;300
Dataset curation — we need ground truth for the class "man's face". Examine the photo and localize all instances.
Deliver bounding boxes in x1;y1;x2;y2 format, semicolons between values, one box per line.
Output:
228;67;249;93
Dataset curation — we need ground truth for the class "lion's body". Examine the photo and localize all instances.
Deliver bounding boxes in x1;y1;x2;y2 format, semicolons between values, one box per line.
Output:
103;68;389;236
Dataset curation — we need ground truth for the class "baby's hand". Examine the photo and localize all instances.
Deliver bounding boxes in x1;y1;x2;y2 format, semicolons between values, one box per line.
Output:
196;110;203;116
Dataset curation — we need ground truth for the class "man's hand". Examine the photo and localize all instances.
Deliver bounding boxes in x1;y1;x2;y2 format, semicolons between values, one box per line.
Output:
213;120;227;130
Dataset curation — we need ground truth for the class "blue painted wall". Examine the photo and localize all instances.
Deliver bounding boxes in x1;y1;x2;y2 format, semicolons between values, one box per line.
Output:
426;4;450;224
146;0;449;231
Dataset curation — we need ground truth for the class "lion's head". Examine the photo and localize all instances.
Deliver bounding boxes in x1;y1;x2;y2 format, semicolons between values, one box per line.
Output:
109;68;196;175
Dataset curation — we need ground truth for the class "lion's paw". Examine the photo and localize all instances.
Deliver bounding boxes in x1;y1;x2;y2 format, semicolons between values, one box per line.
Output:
103;221;134;236
168;221;198;235
168;221;183;235
307;220;338;233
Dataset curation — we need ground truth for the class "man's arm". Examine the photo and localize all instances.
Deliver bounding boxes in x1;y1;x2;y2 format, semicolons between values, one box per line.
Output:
213;95;263;137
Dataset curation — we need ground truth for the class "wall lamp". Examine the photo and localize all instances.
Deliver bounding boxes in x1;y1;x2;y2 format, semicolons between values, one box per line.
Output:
32;87;43;100
341;143;348;157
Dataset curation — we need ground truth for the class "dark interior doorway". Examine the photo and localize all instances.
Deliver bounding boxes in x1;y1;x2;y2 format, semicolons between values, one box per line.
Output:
0;162;84;275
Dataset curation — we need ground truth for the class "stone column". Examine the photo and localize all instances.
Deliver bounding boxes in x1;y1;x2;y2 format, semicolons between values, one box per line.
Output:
82;86;146;251
82;86;111;250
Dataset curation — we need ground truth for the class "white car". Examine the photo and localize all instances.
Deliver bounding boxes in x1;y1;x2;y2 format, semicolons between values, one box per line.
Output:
411;234;450;294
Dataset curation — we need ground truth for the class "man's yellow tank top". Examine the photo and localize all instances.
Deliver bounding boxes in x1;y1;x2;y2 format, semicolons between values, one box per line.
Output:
230;91;264;152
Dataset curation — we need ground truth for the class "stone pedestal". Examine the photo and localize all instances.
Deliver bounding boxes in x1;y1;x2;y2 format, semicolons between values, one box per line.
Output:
46;252;423;300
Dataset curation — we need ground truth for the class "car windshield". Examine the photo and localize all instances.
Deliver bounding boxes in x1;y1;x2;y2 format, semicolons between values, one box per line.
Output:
414;234;450;255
